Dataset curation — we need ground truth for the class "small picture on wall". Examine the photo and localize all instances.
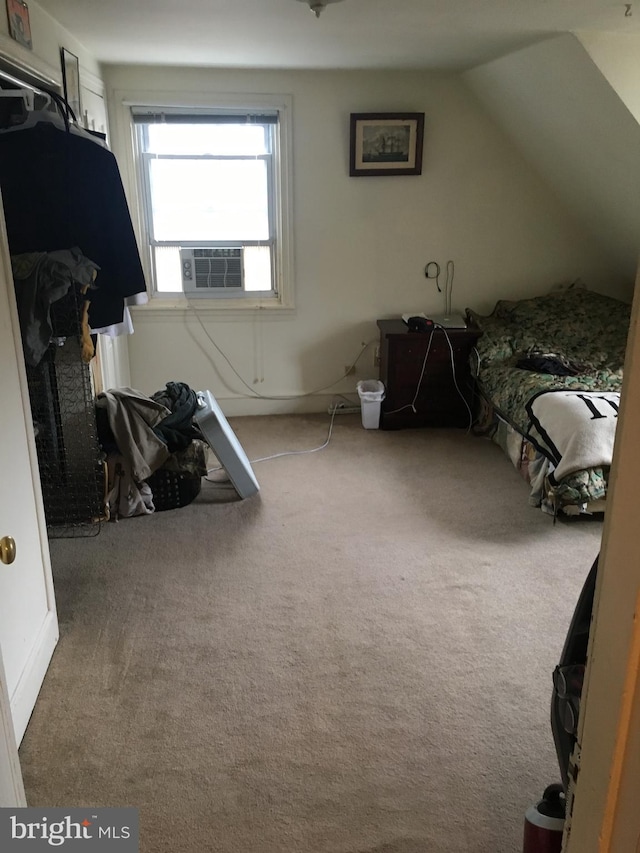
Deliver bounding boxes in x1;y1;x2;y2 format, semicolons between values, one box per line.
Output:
350;113;425;177
61;47;82;122
6;0;32;50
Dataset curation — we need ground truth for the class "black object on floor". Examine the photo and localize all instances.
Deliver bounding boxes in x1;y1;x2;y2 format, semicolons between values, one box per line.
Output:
550;554;599;789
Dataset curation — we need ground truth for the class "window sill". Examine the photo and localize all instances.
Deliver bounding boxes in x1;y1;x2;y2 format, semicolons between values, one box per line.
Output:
130;296;296;321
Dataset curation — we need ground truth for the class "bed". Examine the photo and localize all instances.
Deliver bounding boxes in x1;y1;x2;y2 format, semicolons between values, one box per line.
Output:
466;285;630;517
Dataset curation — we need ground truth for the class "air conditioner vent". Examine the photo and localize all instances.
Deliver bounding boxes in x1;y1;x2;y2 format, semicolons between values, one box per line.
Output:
180;248;244;292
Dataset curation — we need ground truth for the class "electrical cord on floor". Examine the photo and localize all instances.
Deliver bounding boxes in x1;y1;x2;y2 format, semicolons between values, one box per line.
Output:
330;393;360;409
204;405;339;481
187;302;376;401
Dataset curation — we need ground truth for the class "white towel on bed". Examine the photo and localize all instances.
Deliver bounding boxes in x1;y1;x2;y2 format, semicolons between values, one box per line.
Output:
526;390;620;483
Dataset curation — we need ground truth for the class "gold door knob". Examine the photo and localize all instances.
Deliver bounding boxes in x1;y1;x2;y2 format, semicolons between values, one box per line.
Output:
0;536;16;565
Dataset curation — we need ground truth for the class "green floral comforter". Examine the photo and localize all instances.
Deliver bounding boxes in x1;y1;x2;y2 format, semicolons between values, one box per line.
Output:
468;286;630;508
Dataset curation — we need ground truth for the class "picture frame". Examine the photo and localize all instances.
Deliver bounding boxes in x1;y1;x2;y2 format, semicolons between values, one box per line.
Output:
60;47;82;122
349;112;425;177
6;0;32;50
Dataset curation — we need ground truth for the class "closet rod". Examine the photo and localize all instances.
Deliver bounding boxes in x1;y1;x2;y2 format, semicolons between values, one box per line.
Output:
0;34;62;91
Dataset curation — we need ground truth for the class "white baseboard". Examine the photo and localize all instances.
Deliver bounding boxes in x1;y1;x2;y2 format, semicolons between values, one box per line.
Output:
213;392;362;418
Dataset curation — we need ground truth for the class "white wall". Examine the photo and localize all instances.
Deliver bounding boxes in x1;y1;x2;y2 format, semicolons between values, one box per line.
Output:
578;31;640;124
464;33;640;285
104;64;627;415
0;1;105;132
0;0;100;82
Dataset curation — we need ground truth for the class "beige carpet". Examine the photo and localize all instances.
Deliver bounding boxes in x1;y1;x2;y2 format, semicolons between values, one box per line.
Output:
19;414;602;853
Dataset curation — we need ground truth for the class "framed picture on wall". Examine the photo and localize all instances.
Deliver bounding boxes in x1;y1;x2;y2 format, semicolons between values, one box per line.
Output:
6;0;32;50
350;112;424;177
61;47;82;121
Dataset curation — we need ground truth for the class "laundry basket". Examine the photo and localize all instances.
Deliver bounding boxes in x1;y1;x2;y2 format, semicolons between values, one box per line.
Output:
145;468;202;512
357;380;385;429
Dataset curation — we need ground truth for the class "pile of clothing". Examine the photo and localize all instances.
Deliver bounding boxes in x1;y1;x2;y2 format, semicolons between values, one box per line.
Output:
95;382;208;520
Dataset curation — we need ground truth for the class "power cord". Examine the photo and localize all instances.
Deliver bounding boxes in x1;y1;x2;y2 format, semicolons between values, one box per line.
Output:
472;346;481;375
384;328;434;416
438;323;474;431
187;301;376;401
383;324;474;430
184;304;372;481
205;404;339;480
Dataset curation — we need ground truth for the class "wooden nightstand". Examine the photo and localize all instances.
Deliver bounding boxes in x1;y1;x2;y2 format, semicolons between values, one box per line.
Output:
377;319;481;430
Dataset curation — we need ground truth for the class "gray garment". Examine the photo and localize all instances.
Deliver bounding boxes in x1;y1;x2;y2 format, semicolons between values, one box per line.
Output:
105;454;155;520
95;387;171;482
11;248;100;366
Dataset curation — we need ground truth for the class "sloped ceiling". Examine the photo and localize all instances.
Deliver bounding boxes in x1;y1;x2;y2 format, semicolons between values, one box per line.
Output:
579;31;640;123
463;33;640;281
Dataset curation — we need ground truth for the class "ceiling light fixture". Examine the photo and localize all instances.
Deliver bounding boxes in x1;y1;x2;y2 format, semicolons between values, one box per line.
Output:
296;0;345;19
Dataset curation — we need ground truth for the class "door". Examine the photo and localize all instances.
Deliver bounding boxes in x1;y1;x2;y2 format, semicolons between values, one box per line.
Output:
564;264;640;850
0;197;58;749
0;649;26;807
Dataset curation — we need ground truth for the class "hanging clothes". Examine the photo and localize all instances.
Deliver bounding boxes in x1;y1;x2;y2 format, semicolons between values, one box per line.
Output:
0;119;147;330
11;247;99;366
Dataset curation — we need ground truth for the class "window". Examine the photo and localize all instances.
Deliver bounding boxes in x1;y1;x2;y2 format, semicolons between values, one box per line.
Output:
133;105;291;304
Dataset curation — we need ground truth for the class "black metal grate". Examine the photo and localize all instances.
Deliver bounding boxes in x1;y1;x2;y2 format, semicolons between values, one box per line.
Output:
24;288;105;538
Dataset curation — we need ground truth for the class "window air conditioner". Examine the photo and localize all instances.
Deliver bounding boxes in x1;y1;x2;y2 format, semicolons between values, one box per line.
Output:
180;248;244;292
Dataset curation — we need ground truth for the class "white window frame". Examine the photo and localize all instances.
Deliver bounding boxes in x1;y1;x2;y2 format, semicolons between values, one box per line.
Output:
125;92;294;311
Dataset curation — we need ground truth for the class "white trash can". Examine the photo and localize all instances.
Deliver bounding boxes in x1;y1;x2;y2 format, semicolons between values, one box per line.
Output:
357;380;385;429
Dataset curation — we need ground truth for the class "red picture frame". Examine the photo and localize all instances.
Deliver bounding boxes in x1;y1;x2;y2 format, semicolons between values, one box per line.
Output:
6;0;32;50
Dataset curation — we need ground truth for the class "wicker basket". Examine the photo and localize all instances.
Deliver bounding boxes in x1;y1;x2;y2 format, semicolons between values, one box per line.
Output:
145;468;202;512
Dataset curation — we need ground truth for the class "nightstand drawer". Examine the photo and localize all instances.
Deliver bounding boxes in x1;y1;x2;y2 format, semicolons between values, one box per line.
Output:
388;353;469;389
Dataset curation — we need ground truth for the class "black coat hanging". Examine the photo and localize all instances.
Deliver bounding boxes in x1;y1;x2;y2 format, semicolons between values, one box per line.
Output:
0;92;146;329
